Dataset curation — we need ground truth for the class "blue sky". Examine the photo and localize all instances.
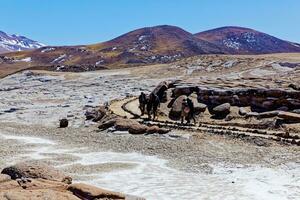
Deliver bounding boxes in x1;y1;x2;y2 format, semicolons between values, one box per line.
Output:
1;0;299;45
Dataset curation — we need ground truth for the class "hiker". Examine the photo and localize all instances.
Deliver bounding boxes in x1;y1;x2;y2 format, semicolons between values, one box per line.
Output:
187;97;196;124
181;98;190;124
138;92;148;116
147;93;160;120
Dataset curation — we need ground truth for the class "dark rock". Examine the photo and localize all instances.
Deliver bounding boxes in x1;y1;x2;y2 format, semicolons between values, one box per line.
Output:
59;118;69;128
3;108;19;113
211;103;231;119
288;83;300;91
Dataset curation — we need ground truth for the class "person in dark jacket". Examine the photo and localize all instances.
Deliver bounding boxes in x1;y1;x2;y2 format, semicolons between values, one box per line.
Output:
186;97;196;124
138;92;147;116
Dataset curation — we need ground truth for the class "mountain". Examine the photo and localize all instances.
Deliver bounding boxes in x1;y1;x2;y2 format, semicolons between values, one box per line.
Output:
0;31;44;54
84;25;223;65
2;25;300;73
194;26;300;54
1;25;223;70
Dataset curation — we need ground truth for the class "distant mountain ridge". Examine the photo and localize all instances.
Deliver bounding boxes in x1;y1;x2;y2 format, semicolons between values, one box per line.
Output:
194;26;300;54
1;25;300;71
0;31;44;53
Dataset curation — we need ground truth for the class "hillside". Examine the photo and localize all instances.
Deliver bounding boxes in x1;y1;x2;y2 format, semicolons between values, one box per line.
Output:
2;25;300;74
195;26;300;54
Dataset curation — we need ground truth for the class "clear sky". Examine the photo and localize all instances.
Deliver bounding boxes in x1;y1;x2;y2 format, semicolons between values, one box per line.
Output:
1;0;299;45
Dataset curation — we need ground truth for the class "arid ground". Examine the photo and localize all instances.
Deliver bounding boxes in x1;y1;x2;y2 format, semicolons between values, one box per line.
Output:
0;53;300;200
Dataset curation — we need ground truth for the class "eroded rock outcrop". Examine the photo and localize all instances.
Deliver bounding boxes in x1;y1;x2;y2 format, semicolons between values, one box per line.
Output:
97;106;169;134
0;162;144;200
196;87;300;112
1;161;72;183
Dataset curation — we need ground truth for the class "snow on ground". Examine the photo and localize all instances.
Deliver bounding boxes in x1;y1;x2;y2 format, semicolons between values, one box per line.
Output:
0;132;299;200
14;57;32;62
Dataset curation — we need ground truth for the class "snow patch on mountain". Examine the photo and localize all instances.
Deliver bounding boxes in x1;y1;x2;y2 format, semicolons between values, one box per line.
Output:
223;38;241;50
41;47;55;53
51;54;67;64
0;31;44;53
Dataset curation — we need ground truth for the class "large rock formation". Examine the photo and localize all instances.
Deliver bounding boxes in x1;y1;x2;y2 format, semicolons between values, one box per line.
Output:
0;162;144;200
97;106;169;134
1;161;72;183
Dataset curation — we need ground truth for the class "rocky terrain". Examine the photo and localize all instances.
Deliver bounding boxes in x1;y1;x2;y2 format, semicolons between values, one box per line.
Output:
0;53;300;199
0;161;143;199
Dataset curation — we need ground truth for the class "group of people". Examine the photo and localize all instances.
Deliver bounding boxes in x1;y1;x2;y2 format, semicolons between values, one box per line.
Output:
138;92;160;120
138;92;196;124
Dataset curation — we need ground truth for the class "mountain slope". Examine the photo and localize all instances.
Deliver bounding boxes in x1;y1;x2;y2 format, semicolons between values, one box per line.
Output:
1;25;223;70
195;26;300;54
2;25;300;73
86;25;223;65
0;31;44;54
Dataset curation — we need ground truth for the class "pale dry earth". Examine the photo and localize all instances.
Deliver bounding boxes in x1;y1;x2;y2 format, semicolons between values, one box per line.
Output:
0;53;300;200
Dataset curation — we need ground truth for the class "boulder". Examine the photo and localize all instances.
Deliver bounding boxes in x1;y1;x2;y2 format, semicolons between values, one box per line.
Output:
114;118;141;131
0;163;145;200
128;124;148;134
98;116;150;134
1;161;72;184
146;126;170;134
85;106;107;122
0;189;80;200
211;103;231;119
67;183;125;199
194;102;207;115
168;95;186;120
171;86;199;98
60;118;69;128
239;107;249;116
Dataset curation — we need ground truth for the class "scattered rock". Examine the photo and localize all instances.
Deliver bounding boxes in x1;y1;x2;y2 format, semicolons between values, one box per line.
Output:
60;118;69;128
211;103;231;119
